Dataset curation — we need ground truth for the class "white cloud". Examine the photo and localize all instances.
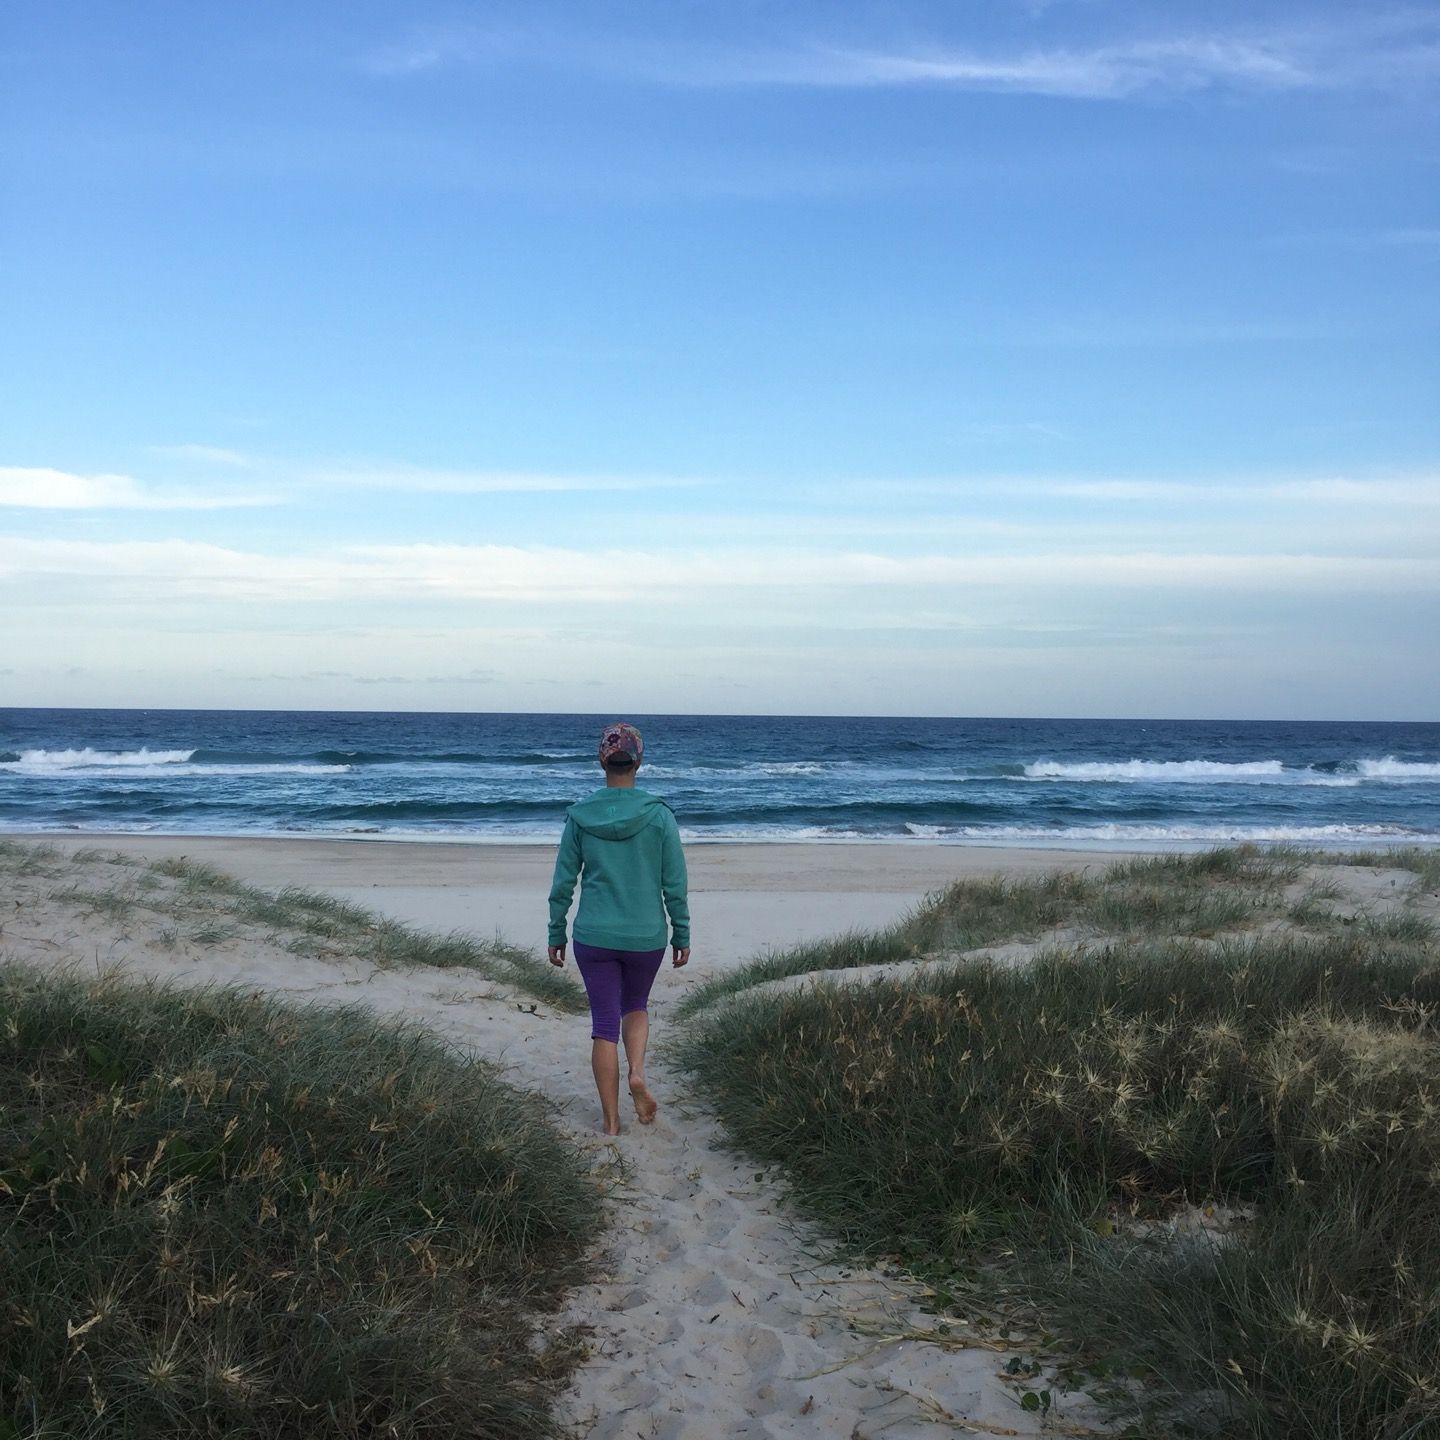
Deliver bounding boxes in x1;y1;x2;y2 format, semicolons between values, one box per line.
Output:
147;444;254;467
834;473;1440;507
362;13;1440;99
1;536;1433;606
307;465;705;494
753;36;1313;98
0;466;277;510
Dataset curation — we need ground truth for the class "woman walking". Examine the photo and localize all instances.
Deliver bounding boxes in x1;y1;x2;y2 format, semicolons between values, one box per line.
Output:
548;722;691;1135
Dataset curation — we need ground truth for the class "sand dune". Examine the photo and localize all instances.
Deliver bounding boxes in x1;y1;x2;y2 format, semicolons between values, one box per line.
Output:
3;836;1147;1437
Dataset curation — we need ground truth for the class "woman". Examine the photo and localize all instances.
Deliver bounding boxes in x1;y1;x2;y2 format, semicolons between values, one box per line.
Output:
548;722;691;1135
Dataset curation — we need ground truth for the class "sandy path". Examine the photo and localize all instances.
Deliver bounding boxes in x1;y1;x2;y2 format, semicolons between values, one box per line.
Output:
3;838;1130;1437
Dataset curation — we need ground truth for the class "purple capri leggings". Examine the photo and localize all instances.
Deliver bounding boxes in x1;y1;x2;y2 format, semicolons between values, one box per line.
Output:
572;941;666;1043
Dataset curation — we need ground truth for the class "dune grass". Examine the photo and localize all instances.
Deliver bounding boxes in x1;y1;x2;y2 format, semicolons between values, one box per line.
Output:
0;842;584;1014
676;845;1308;1020
674;849;1440;1438
148;855;586;1011
1328;846;1440;890
0;964;598;1439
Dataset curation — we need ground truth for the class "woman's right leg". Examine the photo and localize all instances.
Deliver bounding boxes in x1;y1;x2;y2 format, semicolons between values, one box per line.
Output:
622;1010;656;1123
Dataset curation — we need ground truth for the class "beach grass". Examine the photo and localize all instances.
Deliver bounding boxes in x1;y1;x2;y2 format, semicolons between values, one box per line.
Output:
0;963;598;1439
0;842;584;1014
1327;846;1440;890
673;848;1440;1438
676;845;1308;1020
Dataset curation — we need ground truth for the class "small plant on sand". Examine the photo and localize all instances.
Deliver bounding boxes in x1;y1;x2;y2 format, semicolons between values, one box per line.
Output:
45;884;144;922
0;963;598;1439
0;841;60;878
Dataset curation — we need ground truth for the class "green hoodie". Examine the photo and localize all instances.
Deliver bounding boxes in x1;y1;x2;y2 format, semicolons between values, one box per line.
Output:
548;787;690;951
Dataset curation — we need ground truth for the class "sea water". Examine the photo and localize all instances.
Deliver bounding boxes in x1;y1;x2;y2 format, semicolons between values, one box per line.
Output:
1;709;1437;848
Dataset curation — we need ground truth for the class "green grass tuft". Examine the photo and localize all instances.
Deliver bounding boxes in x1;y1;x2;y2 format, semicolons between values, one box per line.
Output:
0;841;61;877
0;963;598;1439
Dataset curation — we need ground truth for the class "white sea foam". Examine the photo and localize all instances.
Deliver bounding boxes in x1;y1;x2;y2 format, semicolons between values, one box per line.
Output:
7;747;197;770
1023;759;1286;783
931;823;1424;844
1355;756;1440;780
1;749;347;778
157;764;351;777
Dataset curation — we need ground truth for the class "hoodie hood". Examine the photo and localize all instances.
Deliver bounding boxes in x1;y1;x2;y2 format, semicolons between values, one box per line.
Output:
566;787;672;841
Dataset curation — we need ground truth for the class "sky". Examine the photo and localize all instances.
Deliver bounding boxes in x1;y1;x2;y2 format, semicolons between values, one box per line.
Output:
1;0;1437;720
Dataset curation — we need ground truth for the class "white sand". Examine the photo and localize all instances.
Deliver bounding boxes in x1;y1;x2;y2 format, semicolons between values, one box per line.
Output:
4;835;1161;1437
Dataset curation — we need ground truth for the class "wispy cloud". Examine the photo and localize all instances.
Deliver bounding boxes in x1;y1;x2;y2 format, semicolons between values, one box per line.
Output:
147;444;254;467
361;24;519;77
424;668;500;684
305;465;705;495
5;458;702;508
733;36;1314;98
1044;475;1440;506
361;12;1440;100
832;473;1440;507
0;466;278;510
3;536;1433;606
1269;225;1440;250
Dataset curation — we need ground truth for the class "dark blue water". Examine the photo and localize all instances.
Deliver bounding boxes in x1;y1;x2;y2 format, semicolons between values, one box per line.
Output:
1;709;1438;848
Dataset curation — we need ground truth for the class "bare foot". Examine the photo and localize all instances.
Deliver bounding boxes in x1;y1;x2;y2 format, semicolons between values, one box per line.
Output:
628;1075;658;1125
600;1117;622;1137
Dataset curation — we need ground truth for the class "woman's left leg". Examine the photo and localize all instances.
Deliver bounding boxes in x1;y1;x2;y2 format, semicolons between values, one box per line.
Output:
618;948;666;1124
572;943;625;1134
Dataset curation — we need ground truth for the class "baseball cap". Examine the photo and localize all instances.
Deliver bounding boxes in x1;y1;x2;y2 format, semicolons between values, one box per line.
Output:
598;722;644;767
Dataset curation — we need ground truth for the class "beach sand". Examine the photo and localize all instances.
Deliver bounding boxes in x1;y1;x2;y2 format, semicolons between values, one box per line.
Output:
5;835;1158;1437
16;834;1140;972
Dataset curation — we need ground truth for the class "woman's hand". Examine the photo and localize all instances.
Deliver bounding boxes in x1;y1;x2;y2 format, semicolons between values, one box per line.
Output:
548;945;566;967
672;946;690;968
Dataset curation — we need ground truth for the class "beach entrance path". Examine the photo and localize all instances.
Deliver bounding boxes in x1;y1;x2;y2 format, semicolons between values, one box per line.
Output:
8;836;1121;1437
536;991;1110;1439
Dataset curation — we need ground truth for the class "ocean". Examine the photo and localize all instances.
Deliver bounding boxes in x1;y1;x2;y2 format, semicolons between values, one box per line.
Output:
1;709;1438;849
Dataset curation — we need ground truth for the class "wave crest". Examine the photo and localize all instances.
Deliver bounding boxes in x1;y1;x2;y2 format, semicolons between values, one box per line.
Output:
1356;756;1440;780
1024;759;1285;783
4;747;196;771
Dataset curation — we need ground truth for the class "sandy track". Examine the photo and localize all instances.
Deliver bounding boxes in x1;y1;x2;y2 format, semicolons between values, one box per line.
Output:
2;844;1125;1437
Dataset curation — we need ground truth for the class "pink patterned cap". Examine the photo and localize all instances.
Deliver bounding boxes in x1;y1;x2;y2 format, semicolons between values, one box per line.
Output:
598;722;644;767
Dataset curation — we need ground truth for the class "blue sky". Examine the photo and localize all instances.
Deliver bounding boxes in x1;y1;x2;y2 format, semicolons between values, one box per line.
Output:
2;0;1437;718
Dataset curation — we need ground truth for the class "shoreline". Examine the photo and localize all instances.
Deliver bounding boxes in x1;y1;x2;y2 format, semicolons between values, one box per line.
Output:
7;826;1431;851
